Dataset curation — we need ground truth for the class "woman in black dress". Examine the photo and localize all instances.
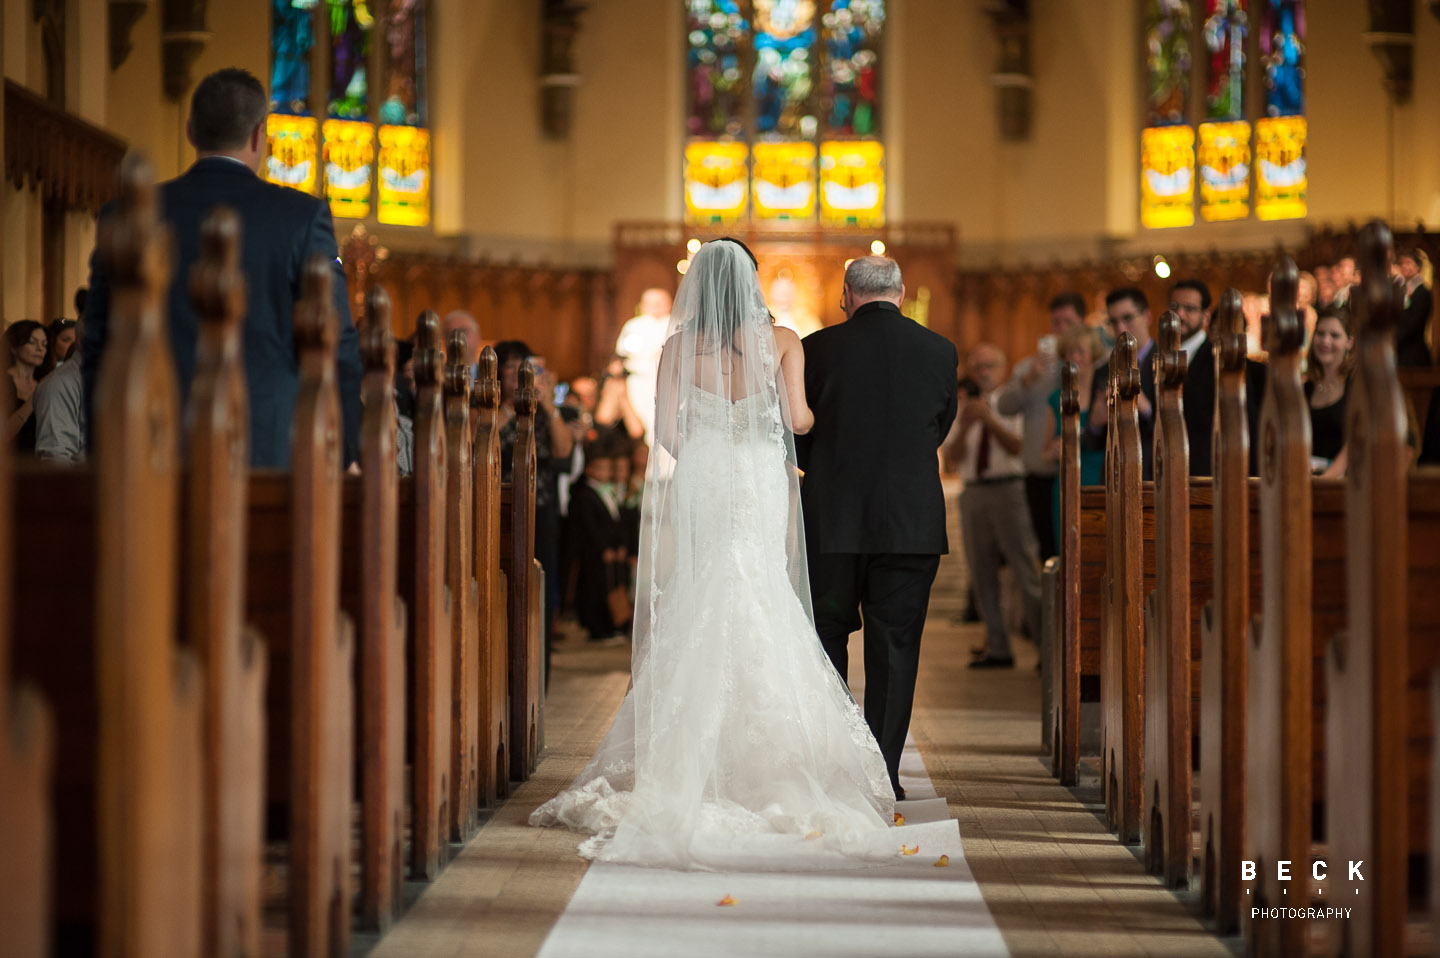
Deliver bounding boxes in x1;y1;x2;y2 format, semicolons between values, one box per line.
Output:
1396;247;1433;367
5;321;50;454
1304;306;1353;477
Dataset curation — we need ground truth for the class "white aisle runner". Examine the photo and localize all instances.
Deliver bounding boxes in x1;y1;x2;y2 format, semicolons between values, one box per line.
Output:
536;740;1009;958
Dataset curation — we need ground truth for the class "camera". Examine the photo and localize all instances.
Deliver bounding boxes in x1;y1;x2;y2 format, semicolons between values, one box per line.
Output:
958;376;981;398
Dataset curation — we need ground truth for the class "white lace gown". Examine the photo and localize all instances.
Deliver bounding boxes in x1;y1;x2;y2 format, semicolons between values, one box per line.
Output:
530;385;899;871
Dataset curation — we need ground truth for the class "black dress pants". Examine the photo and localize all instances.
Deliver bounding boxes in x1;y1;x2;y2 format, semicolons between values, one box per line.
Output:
809;552;941;793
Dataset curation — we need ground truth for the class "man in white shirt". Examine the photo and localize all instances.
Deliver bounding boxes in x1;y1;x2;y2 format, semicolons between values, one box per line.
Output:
615;288;671;443
942;343;1041;668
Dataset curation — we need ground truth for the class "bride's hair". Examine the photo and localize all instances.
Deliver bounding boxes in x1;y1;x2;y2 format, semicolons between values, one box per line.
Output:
682;239;766;357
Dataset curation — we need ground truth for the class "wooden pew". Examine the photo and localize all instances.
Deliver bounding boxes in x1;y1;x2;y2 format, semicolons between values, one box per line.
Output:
1199;288;1251;934
1143;311;1192;887
396;311;452;880
443;330;481;838
1102;333;1145;844
0;336;53;958
472;346;509;805
183;206;267;958
339;288;407;931
1050;363;1081;786
13;153;205;956
1324;221;1430;956
1245;257;1313;956
505;361;543;780
245;256;355;958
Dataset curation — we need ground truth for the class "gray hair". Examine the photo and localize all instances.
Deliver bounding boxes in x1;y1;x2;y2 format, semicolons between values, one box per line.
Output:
844;256;903;297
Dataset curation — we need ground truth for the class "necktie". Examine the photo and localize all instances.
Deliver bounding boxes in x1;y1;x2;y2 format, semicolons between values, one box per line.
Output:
974;420;990;478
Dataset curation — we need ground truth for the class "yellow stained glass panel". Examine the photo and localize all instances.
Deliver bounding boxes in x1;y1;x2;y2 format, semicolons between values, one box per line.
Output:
685;141;749;225
265;114;320;195
323;119;375;220
1255;116;1307;221
1198;121;1251;222
377;125;431;227
1140;126;1195;229
819;141;884;227
753;142;816;220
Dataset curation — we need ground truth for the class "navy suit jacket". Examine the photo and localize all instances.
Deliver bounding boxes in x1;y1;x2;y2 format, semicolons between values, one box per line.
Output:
797;301;959;555
83;156;363;468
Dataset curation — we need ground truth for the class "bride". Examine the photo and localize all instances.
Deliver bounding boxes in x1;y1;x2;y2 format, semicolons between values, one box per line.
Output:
530;239;900;870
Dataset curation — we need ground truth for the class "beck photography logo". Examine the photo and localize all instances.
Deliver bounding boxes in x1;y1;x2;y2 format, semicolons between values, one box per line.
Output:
1242;859;1363;920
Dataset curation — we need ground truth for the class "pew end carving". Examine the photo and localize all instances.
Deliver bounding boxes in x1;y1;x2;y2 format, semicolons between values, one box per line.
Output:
1142;310;1192;888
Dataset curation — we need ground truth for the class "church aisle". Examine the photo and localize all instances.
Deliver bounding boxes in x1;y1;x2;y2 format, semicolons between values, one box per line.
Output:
372;490;1240;958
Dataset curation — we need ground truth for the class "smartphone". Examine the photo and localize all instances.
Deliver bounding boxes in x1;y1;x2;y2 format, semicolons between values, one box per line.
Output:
1037;334;1058;360
554;382;570;406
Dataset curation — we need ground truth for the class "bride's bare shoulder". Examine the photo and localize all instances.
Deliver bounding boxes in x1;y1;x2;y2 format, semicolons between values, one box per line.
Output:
772;325;800;354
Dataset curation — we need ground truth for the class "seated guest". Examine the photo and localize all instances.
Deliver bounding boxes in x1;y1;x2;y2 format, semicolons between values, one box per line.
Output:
570;439;629;642
1305;307;1354;477
5;321;49;454
1042;323;1105;536
35;321;86;463
1396;247;1433;367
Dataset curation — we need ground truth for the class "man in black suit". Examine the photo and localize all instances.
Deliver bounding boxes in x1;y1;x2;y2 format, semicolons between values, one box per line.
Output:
1168;279;1267;477
798;256;959;801
83;67;362;468
1087;287;1157;480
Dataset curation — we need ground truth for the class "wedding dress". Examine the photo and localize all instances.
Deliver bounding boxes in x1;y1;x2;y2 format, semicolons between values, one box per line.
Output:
530;239;898;870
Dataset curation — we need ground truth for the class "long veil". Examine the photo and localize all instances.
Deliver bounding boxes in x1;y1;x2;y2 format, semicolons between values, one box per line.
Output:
531;240;894;870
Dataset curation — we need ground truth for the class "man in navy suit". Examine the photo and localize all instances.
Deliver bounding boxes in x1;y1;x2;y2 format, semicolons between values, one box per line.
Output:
83;67;362;468
797;256;959;801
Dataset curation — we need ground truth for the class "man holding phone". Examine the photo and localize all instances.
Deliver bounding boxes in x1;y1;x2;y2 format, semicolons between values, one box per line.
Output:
993;292;1086;560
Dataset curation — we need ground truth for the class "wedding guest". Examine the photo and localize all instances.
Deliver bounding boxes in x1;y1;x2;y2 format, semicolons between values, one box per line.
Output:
570;438;628;643
1086;287;1157;479
443;310;483;379
1042;324;1105;536
1396;247;1433;367
497;340;575;663
6;321;49;453
994;291;1085;560
46;319;77;370
941;343;1041;669
594;355;645;442
1331;254;1358;307
1167;278;1266;477
83;67;363;468
34;320;86;463
1305;307;1354;477
615;288;671;442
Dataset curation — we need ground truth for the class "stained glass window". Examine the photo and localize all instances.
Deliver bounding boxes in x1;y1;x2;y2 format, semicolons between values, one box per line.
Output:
1197;0;1249;220
683;1;885;227
1256;0;1305;219
1145;0;1191;128
268;0;431;228
1139;0;1305;228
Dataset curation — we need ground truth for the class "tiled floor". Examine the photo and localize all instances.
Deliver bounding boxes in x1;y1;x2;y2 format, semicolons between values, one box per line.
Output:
369;486;1242;957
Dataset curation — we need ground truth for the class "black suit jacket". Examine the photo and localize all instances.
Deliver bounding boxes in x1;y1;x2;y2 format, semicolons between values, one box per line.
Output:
83;157;363;468
796;302;959;555
1398;283;1433;367
1182;337;1268;477
1091;340;1158;480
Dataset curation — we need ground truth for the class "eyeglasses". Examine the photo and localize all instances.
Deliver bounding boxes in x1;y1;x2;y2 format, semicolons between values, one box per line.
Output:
1168;303;1204;315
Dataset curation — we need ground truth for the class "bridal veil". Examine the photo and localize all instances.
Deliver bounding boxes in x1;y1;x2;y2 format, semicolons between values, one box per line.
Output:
531;239;895;870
